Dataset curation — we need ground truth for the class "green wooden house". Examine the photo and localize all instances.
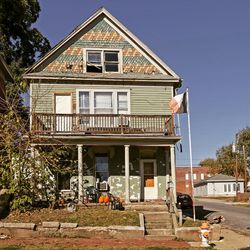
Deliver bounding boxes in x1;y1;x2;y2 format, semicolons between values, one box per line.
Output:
23;7;182;203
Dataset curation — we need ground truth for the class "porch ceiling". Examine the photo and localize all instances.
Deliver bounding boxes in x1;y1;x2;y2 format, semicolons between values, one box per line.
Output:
30;134;181;146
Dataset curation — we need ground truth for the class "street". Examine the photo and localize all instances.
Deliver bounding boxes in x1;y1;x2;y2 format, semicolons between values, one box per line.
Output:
193;198;250;233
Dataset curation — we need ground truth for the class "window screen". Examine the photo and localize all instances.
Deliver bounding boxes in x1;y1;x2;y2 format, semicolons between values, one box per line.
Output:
94;92;113;114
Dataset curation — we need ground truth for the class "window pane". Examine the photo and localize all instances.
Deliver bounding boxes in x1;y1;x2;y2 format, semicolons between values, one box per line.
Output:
79;92;89;113
118;92;128;111
95;156;108;182
105;52;118;62
87;52;101;64
87;65;102;73
228;184;231;192
224;184;227;192
94;92;113;113
105;63;118;72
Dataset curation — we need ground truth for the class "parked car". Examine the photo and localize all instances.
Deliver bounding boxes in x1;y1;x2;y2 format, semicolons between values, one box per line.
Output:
176;193;193;209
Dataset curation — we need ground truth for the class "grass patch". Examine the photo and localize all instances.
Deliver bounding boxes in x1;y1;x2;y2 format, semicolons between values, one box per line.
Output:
0;206;140;227
182;218;205;227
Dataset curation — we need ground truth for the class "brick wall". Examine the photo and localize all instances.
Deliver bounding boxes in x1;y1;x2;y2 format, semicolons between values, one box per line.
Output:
176;166;209;195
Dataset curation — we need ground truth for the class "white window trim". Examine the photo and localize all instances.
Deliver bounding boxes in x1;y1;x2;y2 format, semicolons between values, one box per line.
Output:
83;48;123;73
76;89;130;114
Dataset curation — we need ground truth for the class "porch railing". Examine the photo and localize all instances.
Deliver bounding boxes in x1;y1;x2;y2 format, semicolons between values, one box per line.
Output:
31;113;175;136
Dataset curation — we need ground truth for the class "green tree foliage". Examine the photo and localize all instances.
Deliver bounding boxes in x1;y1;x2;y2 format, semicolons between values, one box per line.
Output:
200;158;218;175
200;127;250;179
0;88;77;211
0;0;51;76
216;144;238;176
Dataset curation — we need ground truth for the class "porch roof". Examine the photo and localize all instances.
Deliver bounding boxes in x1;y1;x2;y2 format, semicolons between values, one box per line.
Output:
30;134;181;146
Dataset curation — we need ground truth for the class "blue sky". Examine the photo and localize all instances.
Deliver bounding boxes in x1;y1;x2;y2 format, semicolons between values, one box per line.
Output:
36;0;250;166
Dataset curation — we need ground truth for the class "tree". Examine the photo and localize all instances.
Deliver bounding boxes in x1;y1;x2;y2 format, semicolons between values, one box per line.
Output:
0;0;51;76
200;127;250;179
216;144;239;176
200;158;218;175
0;87;77;211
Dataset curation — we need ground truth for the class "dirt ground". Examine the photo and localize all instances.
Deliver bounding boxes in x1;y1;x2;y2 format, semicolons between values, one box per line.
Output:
0;237;191;250
1;227;250;249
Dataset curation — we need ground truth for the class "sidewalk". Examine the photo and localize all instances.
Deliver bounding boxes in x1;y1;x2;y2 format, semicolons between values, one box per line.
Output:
189;228;250;250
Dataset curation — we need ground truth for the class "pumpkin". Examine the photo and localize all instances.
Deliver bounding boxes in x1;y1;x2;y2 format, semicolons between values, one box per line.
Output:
98;196;104;203
104;196;110;204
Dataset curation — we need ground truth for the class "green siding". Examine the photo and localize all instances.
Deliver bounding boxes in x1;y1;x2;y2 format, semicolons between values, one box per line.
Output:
31;83;173;115
131;87;172;115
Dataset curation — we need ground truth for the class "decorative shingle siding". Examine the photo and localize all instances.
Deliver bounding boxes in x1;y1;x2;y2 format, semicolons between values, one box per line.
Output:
43;19;162;76
31;83;172;115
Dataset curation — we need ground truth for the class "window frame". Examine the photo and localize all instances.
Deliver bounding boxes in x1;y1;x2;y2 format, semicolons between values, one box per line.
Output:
76;89;130;115
85;49;122;73
95;155;109;182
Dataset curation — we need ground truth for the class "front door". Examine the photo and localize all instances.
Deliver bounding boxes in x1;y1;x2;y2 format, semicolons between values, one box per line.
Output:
140;160;157;200
55;94;72;132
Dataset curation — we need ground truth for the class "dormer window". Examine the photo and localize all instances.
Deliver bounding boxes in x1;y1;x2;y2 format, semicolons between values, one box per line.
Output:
86;50;120;73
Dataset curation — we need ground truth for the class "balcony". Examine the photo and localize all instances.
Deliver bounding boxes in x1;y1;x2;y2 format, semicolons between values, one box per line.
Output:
31;113;175;136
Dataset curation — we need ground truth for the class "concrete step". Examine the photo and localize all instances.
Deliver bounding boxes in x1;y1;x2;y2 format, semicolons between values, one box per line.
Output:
145;221;173;229
144;235;176;241
143;212;172;221
146;228;174;236
126;204;168;212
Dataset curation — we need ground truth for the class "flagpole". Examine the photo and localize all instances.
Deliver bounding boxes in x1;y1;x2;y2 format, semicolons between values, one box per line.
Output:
186;88;196;221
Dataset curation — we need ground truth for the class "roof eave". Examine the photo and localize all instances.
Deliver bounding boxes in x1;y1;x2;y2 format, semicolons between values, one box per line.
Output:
23;74;181;85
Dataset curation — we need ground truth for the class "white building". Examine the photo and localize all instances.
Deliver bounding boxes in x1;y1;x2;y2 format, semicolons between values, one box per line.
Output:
194;174;244;197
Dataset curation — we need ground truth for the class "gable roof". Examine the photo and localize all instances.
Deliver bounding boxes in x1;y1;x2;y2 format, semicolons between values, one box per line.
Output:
24;7;181;82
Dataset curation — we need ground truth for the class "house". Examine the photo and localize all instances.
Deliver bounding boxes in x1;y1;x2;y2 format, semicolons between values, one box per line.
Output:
23;8;182;203
176;166;209;195
194;174;244;197
0;55;13;112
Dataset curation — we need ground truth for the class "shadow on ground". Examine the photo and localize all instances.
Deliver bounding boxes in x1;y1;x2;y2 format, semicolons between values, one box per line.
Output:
182;205;216;220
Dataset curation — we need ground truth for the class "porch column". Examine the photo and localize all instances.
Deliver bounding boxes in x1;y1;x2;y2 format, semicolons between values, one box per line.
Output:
124;145;130;203
165;148;170;190
77;144;83;202
170;145;177;203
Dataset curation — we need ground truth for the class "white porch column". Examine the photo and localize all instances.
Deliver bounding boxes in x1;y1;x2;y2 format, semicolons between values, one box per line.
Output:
165;148;170;190
77;144;83;202
124;145;130;203
170;145;177;203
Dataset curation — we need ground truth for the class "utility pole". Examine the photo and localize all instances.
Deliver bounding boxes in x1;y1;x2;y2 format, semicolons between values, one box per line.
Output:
243;145;247;192
235;153;238;197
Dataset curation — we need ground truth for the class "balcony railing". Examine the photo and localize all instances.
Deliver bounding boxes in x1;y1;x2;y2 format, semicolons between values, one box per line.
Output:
31;113;175;136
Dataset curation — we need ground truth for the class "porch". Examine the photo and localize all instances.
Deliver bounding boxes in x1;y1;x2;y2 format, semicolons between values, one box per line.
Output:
31;113;174;136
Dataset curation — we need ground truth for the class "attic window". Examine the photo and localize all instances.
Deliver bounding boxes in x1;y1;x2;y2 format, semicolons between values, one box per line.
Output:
86;50;120;73
104;52;119;72
87;51;102;73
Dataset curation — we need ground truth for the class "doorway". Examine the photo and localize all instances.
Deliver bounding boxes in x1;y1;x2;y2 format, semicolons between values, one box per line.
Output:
54;94;72;131
140;159;157;200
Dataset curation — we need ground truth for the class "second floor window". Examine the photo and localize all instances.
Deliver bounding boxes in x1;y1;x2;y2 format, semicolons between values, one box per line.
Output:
78;90;129;115
86;50;120;73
